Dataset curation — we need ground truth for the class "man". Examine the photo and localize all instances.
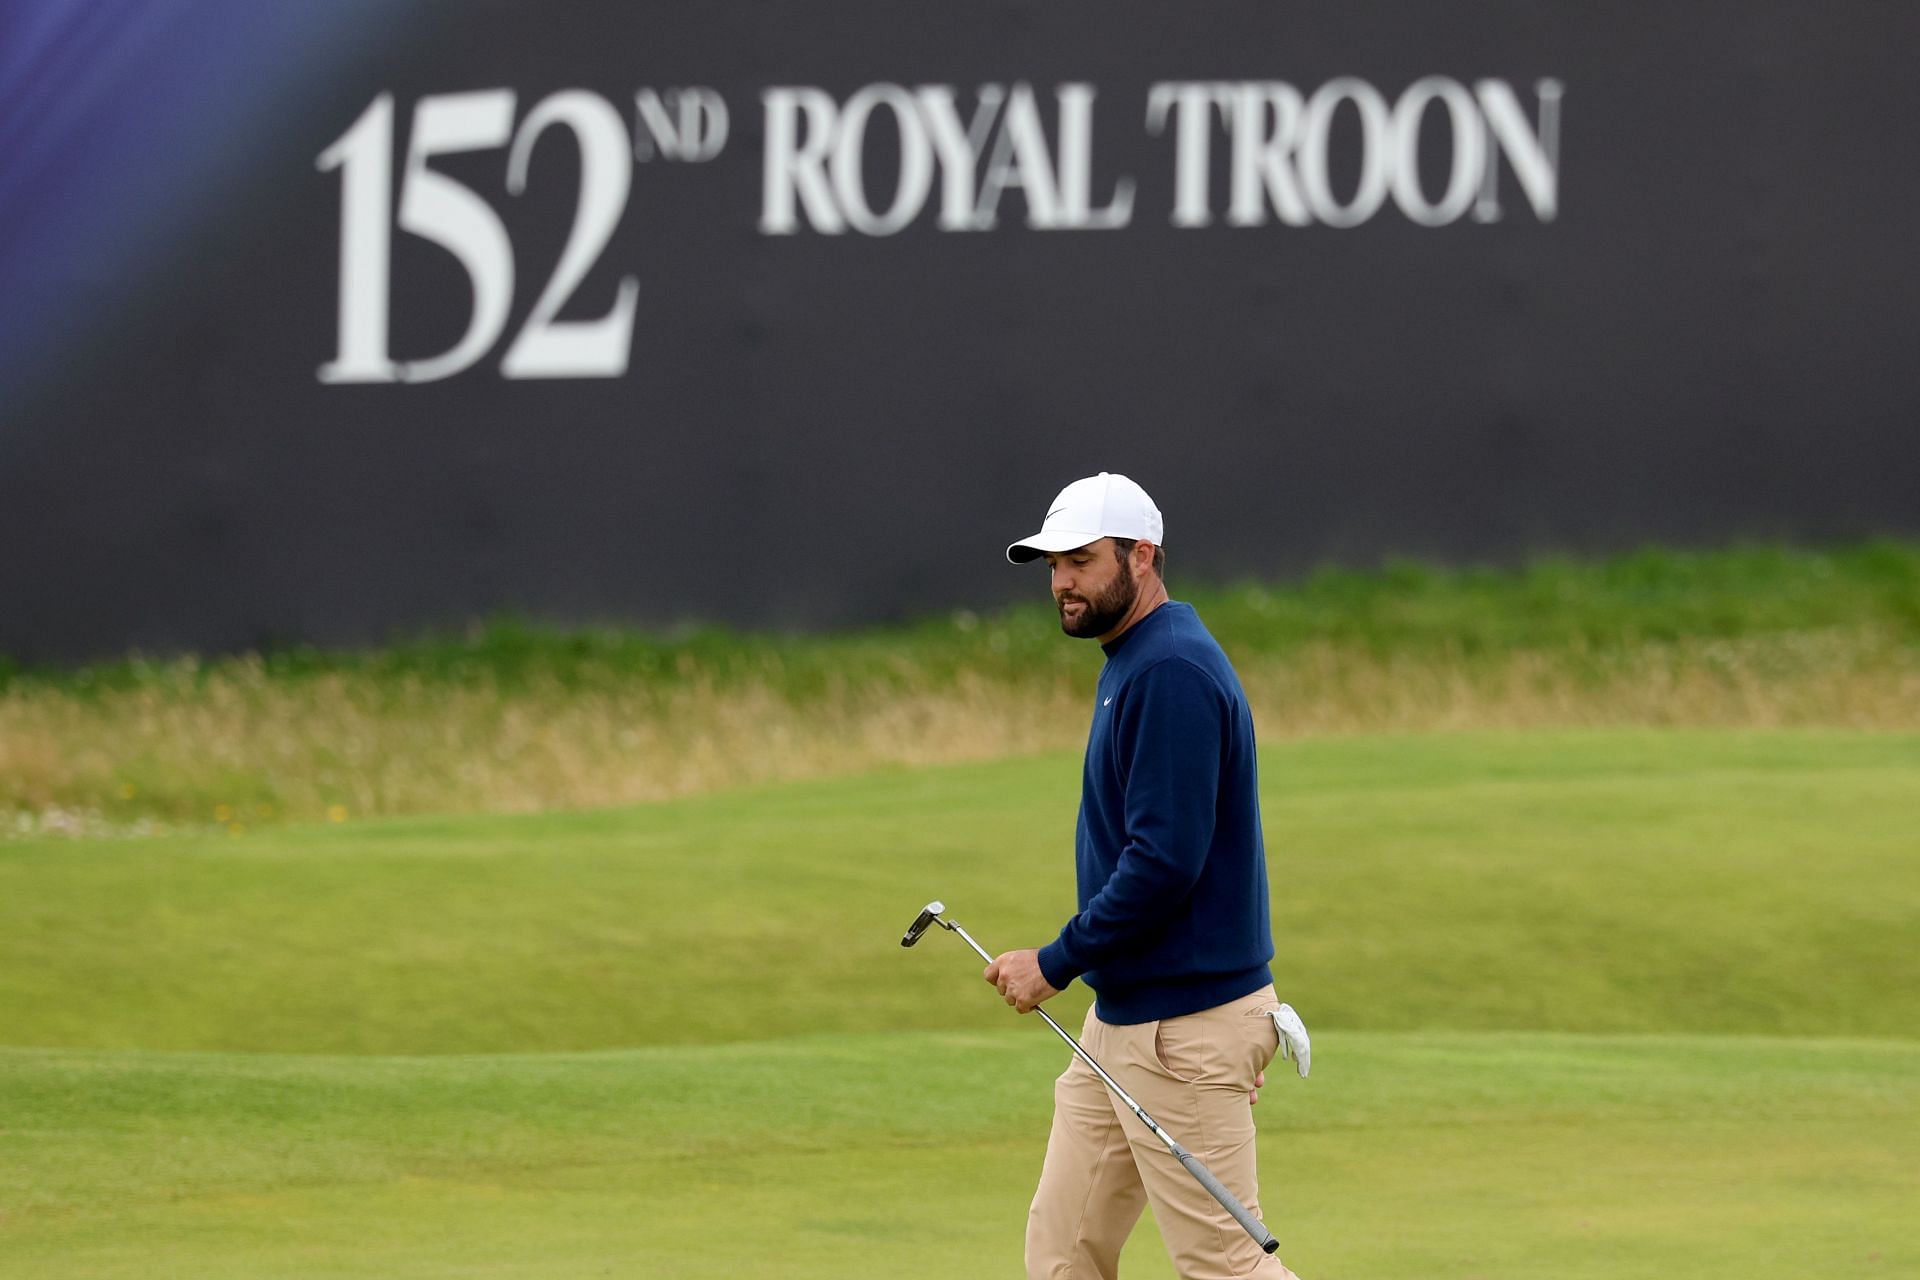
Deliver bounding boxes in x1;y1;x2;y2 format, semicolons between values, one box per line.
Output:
986;471;1304;1280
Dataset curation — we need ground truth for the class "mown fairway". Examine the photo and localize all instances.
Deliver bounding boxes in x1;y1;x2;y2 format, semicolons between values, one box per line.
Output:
4;729;1917;1277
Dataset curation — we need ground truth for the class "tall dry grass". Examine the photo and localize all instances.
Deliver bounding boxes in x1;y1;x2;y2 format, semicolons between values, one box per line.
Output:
5;623;1915;837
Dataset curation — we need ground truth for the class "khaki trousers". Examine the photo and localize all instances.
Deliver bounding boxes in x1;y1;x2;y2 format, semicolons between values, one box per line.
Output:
1025;985;1304;1280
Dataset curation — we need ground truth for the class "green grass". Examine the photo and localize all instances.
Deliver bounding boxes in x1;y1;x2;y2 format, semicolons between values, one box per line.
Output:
3;728;1918;1276
7;540;1918;695
2;731;1915;1052
5;1033;1914;1279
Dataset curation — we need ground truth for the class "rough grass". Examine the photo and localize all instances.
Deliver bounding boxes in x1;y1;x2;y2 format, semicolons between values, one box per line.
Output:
4;541;1917;833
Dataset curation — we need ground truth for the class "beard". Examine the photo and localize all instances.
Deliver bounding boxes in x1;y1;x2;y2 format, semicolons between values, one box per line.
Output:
1057;565;1139;638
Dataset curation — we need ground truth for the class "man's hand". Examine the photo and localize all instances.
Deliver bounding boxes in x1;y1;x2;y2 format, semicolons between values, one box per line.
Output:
1250;1069;1265;1105
983;948;1060;1014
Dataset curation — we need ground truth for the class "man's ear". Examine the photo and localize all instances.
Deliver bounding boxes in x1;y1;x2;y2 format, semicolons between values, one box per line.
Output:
1135;540;1157;579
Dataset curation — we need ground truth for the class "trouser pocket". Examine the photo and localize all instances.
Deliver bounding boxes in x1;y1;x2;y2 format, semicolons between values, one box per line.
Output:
1240;991;1287;1080
1151;987;1285;1089
1151;1011;1208;1084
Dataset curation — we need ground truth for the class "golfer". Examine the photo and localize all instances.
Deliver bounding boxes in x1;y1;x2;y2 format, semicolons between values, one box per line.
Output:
987;472;1304;1280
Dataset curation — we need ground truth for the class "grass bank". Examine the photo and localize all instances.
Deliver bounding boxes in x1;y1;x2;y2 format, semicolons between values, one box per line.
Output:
3;541;1916;831
3;730;1914;1050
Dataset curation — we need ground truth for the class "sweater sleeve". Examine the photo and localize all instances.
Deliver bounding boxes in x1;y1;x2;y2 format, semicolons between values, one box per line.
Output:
1038;658;1224;988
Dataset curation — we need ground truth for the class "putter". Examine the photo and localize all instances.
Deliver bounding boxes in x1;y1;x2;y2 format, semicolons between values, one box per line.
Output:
901;901;1282;1257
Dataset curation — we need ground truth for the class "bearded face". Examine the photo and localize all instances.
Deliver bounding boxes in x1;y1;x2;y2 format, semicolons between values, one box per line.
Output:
1055;543;1140;638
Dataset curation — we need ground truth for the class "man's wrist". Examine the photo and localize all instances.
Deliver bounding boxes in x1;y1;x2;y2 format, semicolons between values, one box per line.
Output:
1036;941;1080;992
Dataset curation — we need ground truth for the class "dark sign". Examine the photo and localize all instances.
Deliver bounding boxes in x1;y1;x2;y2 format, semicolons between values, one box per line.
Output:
3;2;1916;660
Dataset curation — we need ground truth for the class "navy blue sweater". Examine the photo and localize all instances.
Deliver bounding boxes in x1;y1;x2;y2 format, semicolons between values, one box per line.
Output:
1036;601;1275;1024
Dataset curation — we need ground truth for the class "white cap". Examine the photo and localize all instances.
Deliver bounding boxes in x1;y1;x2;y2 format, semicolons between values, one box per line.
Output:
1006;472;1165;564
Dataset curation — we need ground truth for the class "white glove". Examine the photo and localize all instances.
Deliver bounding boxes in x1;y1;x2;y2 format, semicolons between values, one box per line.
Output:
1269;1003;1311;1078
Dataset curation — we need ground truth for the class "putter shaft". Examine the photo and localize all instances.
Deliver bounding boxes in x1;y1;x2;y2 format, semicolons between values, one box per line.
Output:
930;911;1281;1257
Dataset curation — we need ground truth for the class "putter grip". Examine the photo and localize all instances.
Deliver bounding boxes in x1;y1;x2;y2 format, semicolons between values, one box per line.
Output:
1173;1146;1280;1255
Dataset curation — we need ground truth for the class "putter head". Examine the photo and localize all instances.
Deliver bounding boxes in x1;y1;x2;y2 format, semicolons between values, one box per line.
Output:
900;901;946;947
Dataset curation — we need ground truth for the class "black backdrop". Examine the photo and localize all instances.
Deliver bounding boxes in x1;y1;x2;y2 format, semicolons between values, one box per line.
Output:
3;1;1917;662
